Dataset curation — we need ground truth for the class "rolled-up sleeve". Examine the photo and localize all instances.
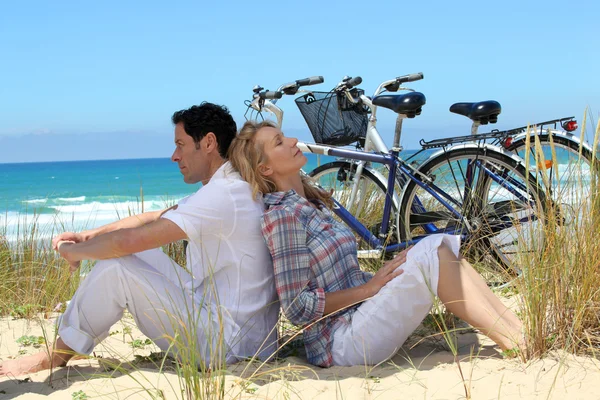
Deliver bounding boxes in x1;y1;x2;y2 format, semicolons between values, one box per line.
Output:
261;208;325;326
162;186;232;242
160;181;236;287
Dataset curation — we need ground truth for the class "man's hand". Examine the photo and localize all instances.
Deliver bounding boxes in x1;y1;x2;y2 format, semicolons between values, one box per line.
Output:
52;232;85;251
56;241;81;273
363;247;411;298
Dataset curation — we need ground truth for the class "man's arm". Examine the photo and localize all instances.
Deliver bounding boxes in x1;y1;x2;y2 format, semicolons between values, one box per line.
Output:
83;207;176;239
57;217;186;262
52;206;176;249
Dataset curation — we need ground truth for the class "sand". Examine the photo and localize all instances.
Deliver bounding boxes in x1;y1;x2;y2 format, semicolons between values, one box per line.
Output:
1;311;600;399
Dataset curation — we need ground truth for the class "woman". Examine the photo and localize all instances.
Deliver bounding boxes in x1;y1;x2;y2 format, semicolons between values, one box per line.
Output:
229;120;524;367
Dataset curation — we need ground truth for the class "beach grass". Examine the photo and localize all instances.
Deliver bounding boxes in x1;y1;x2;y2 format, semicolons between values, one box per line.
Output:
0;218;79;318
515;112;600;358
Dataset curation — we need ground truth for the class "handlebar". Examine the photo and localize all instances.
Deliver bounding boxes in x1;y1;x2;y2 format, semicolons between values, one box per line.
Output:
332;72;424;119
247;75;325;127
250;72;423;119
335;76;362;91
345;76;362;89
280;75;325;95
258;91;283;100
296;76;324;87
383;72;424;92
397;72;424;83
251;75;325;101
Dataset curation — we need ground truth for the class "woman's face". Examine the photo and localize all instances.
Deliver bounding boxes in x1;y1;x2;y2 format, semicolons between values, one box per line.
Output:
255;126;307;180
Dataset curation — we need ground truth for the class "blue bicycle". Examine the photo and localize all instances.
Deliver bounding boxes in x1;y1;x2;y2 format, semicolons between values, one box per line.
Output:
247;74;547;278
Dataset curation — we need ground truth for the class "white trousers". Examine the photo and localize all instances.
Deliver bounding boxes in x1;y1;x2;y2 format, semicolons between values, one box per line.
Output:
57;249;237;364
331;234;461;366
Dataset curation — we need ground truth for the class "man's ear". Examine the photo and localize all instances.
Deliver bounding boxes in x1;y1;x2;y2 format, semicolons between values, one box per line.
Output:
204;132;219;153
258;164;273;177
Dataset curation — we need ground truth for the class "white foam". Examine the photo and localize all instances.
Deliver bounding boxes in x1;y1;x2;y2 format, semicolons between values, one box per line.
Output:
47;199;169;214
2;195;186;244
22;198;47;204
56;196;86;202
1;212;68;243
529;163;591;178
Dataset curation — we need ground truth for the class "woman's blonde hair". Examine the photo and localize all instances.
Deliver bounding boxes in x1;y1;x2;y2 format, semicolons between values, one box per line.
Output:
228;120;333;208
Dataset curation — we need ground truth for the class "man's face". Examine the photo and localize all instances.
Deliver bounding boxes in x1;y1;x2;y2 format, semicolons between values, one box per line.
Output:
171;122;210;184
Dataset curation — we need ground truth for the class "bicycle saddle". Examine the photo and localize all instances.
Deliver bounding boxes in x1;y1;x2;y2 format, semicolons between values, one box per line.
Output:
449;101;501;124
372;92;426;118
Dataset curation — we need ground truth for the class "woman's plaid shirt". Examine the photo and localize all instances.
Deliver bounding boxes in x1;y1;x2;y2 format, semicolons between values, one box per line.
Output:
262;190;372;367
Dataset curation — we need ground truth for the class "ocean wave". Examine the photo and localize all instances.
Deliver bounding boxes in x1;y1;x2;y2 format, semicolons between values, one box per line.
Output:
56;196;86;202
529;163;591;176
22;198;48;204
1;211;80;243
47;199;171;214
2;195;186;244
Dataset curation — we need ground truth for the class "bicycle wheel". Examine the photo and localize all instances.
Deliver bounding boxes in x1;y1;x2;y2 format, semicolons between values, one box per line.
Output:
309;161;398;250
508;134;596;225
399;146;546;276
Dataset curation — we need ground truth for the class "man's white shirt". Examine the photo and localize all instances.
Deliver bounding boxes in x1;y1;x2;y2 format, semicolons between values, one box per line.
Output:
162;162;279;360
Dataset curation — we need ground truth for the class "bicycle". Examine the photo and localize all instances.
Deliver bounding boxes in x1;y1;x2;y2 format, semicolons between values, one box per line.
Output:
246;74;547;278
433;105;597;224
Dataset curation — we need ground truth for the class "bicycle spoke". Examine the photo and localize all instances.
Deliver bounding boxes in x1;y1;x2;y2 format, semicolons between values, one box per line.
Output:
511;135;595;228
400;147;546;278
310;161;398;257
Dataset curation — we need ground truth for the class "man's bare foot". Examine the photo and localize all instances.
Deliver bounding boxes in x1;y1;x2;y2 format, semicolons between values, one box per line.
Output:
0;352;52;377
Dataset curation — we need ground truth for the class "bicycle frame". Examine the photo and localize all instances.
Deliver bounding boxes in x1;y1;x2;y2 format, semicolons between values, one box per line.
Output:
248;77;543;258
298;142;460;253
420;117;597;201
341;82;401;208
297;141;538;257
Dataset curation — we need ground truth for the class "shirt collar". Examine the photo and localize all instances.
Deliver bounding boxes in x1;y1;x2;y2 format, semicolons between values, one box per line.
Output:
209;161;238;182
263;189;326;213
263;189;297;206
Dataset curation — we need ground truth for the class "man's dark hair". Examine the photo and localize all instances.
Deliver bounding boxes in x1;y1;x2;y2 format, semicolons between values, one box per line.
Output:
171;102;237;158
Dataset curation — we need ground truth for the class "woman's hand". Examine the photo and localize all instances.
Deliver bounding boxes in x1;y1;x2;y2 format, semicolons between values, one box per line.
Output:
363;246;411;298
323;246;413;315
56;240;81;273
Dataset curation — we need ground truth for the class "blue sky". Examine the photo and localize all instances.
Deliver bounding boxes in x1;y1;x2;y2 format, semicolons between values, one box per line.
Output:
1;0;598;163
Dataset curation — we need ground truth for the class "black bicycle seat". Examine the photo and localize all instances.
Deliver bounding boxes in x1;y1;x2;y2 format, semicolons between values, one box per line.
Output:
449;101;501;124
372;92;426;118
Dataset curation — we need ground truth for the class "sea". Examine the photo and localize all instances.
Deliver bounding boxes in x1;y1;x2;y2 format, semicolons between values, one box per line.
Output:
1;148;590;244
0;154;344;243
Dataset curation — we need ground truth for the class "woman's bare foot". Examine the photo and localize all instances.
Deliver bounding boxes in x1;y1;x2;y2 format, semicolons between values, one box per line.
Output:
498;327;528;361
0;351;52;377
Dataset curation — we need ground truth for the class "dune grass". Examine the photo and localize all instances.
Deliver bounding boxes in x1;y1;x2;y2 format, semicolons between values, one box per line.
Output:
0;218;79;318
515;113;600;358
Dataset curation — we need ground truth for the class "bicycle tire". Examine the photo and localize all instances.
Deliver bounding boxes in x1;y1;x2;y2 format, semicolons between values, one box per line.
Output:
508;134;596;223
399;146;547;277
309;161;399;250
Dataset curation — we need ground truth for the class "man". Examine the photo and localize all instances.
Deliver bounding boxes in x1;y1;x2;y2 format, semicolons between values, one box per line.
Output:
0;103;279;377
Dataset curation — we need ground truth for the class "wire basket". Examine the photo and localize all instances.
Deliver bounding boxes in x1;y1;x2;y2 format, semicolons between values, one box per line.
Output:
295;90;368;146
